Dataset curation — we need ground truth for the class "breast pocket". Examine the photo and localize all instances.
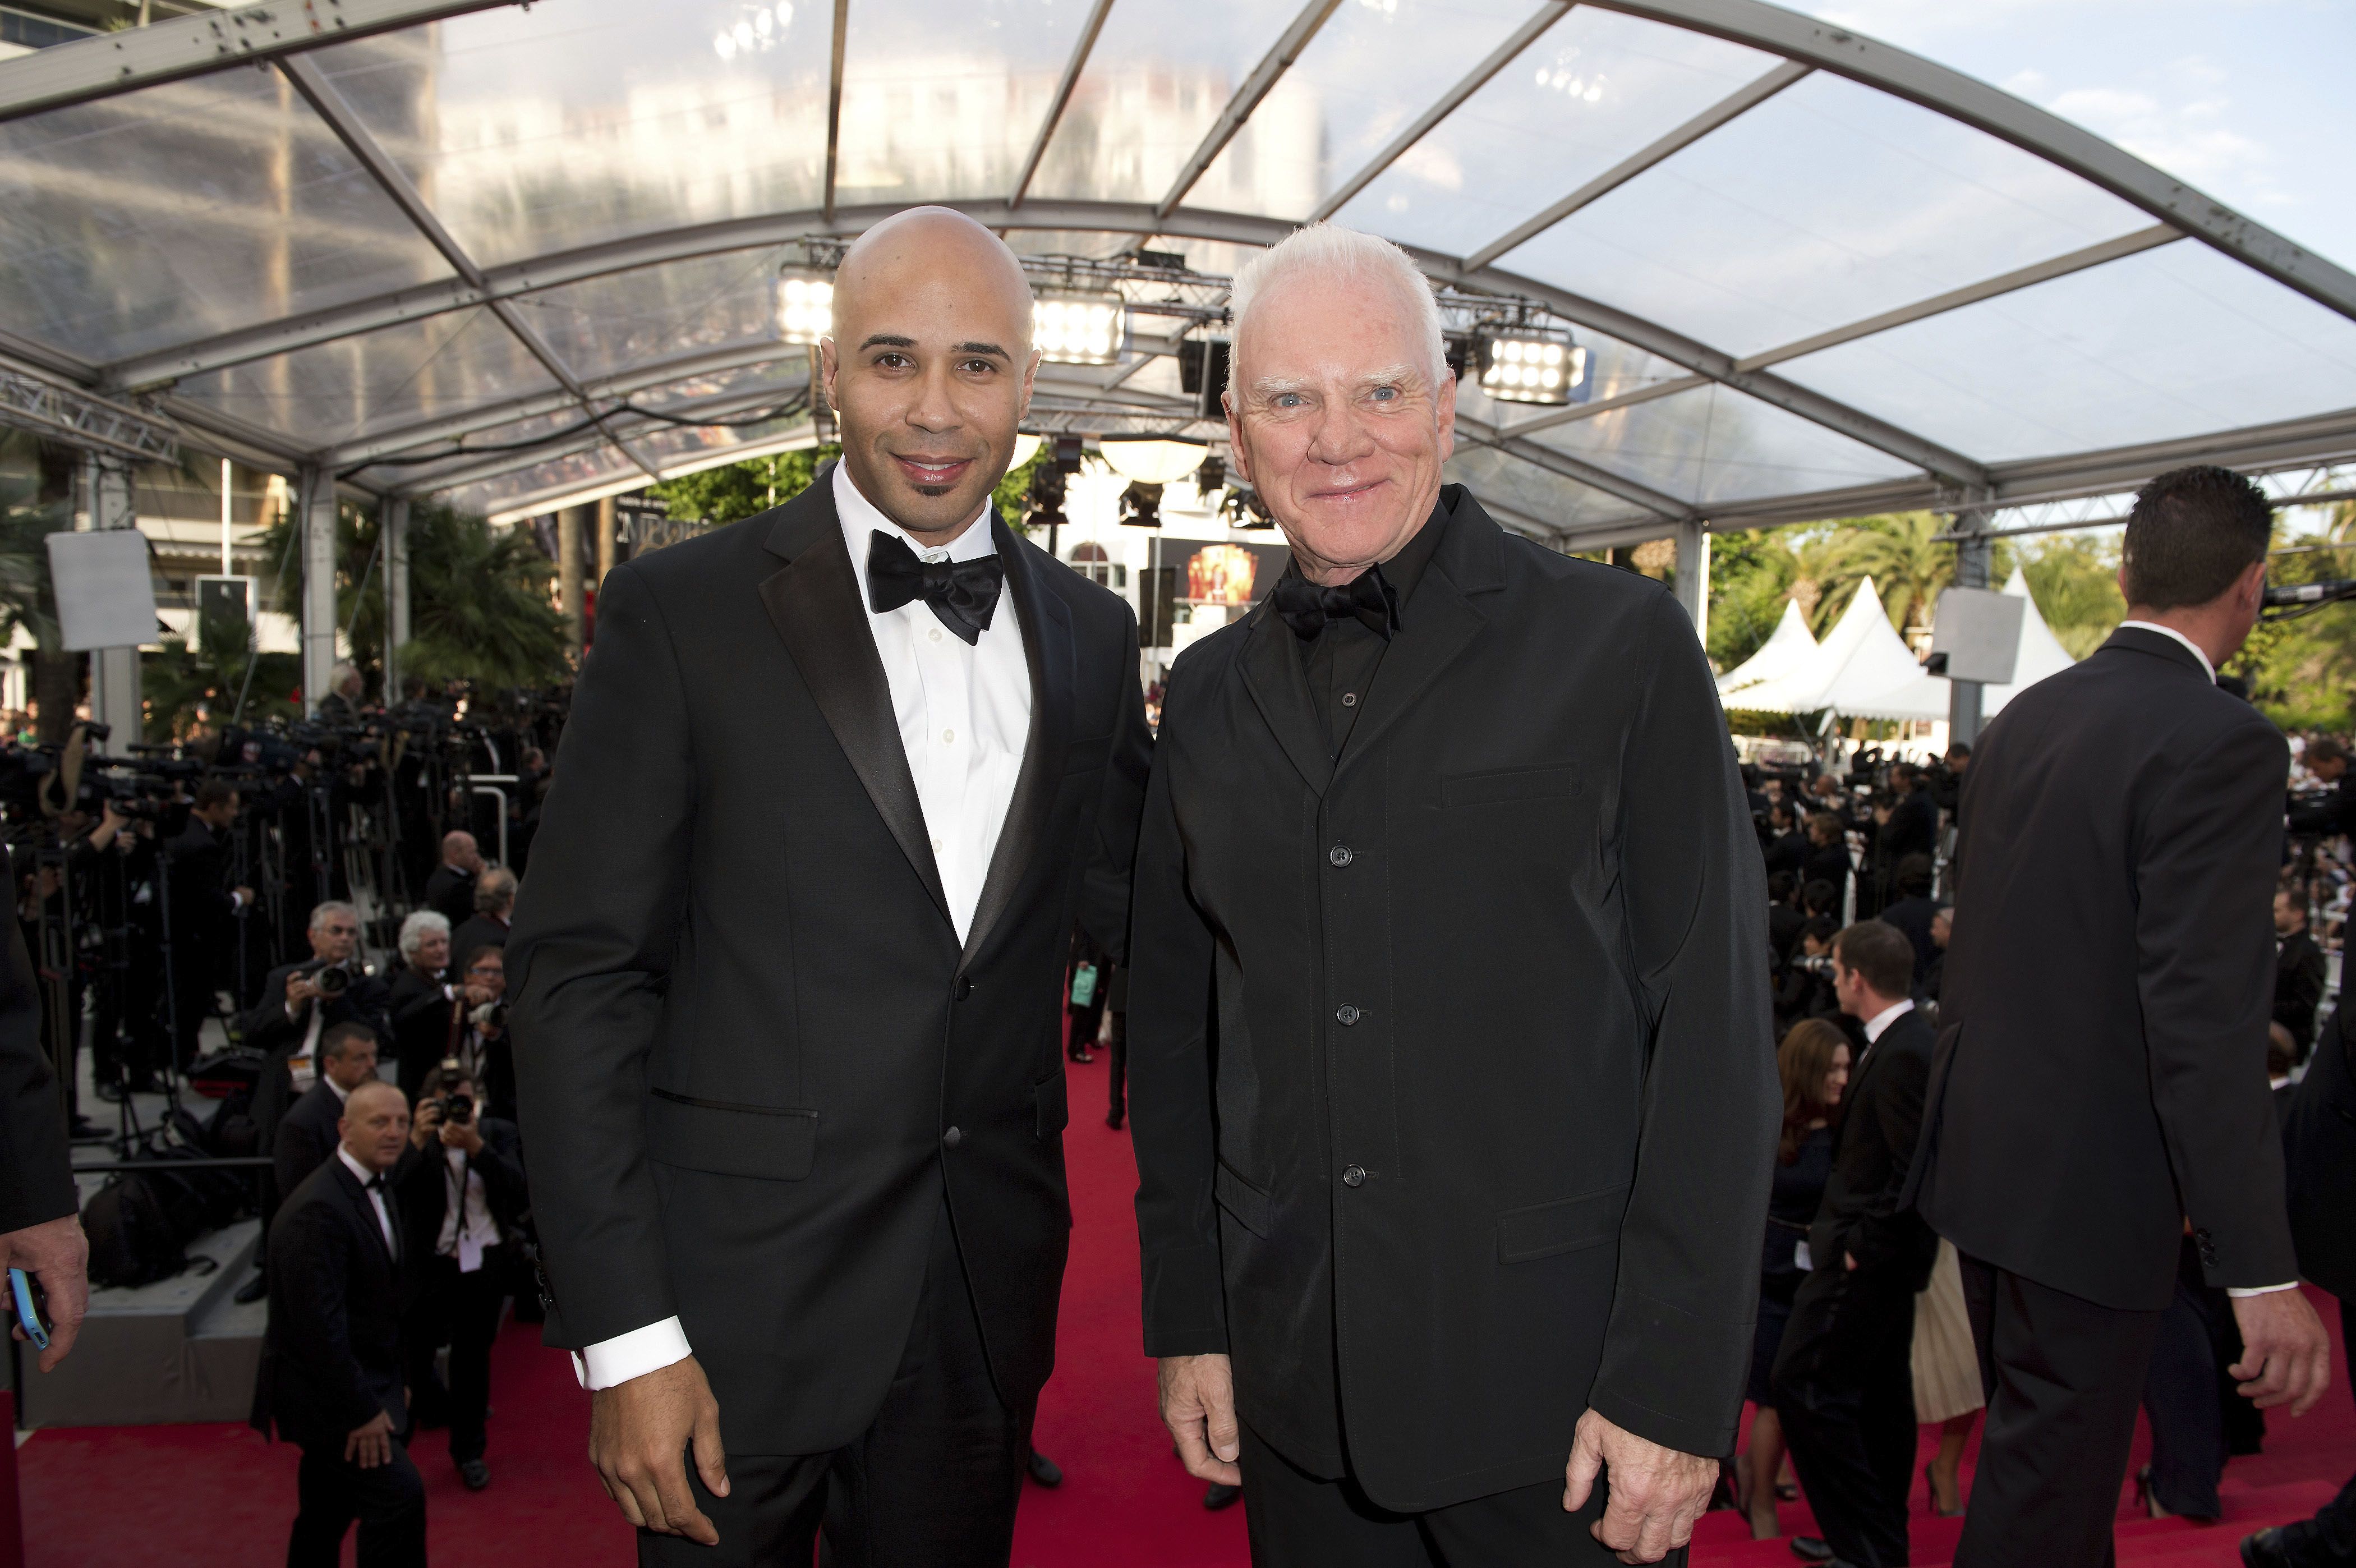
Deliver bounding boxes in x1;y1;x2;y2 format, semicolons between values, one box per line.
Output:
1442;765;1579;808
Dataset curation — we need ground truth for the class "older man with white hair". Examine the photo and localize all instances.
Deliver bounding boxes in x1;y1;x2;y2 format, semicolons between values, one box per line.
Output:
1127;224;1775;1565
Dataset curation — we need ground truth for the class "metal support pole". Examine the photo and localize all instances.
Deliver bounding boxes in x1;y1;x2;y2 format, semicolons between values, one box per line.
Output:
384;495;409;701
82;454;142;746
1672;518;1710;647
300;466;338;715
1947;491;1995;747
558;505;585;656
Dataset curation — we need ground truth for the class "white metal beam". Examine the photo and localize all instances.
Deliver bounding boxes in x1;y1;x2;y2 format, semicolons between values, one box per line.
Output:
1154;0;1345;220
1008;0;1117;209
0;0;523;125
822;0;849;222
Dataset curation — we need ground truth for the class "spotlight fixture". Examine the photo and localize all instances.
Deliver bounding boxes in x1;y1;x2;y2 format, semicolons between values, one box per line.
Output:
1098;438;1208;486
1010;433;1043;469
1119;481;1165;529
776;271;832;345
1476;329;1589;406
1034;292;1124;365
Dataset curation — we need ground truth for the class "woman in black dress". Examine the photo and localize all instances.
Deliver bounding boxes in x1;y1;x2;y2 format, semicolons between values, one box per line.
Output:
1743;1018;1850;1540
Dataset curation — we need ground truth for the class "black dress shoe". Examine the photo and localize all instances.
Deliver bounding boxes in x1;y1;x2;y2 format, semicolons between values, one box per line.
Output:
1106;1110;1125;1130
1789;1538;1834;1564
1069;1050;1095;1064
2241;1528;2295;1567
459;1458;490;1491
1026;1449;1062;1487
1204;1482;1241;1511
232;1271;269;1305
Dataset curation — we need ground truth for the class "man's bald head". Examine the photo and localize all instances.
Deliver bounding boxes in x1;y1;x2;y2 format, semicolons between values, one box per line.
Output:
822;207;1042;545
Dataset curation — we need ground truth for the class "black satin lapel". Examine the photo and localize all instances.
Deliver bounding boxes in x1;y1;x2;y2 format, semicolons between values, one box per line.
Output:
963;526;1071;966
1239;606;1333;797
757;527;951;928
1333;572;1484;777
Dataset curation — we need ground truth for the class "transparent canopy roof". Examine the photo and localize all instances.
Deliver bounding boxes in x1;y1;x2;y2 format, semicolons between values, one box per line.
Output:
0;0;2349;543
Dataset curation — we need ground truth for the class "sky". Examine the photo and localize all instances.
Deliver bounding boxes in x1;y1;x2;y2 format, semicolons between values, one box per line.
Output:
1802;0;2356;273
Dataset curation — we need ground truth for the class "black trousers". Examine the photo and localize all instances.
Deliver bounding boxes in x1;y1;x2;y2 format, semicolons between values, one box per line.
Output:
1105;1008;1128;1122
1238;1422;1654;1566
2140;1238;2233;1520
1953;1254;2166;1568
638;1198;1034;1568
2270;1296;2356;1565
404;1249;508;1463
1770;1262;1918;1567
288;1434;427;1568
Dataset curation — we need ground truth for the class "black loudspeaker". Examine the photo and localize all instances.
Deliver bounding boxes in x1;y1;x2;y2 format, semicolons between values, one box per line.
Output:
1177;339;1230;419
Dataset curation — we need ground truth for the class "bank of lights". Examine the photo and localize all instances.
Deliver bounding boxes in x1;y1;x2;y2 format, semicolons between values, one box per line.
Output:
1480;334;1587;406
715;3;793;61
1034;295;1123;366
777;274;832;344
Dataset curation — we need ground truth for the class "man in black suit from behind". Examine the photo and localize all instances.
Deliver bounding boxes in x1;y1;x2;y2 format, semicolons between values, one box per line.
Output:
2274;889;2327;1065
1772;920;1939;1567
1877;854;1939;994
510;208;1151;1565
274;1022;386;1205
1908;465;2331;1568
255;1079;425;1568
2245;1000;2356;1567
449;867;517;976
422;830;482;930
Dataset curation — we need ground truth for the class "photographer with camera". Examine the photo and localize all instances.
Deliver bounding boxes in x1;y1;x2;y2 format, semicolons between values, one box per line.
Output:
447;946;512;1124
389;911;453;1100
2289;737;2356;840
164;780;256;1068
397;1063;528;1491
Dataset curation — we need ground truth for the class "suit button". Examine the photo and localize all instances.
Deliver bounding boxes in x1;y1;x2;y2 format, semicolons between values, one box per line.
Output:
1335;1005;1361;1026
942;1126;962;1148
1341;1164;1366;1188
1328;844;1354;867
955;976;973;1000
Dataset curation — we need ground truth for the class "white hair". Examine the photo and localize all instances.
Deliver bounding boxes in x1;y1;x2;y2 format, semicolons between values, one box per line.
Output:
1228;223;1449;391
309;899;358;934
398;909;450;959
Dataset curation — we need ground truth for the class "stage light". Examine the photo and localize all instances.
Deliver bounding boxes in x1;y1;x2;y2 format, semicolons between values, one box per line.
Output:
776;272;832;344
1034;293;1124;365
1098;438;1208;486
1476;330;1589;406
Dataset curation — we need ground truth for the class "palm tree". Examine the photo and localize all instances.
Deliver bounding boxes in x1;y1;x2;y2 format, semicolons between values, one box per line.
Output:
1800;512;1955;643
0;466;79;742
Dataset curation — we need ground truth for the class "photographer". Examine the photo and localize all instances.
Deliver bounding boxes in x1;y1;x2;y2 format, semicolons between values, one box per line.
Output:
388;911;453;1100
2276;889;2327;1064
2288;737;2355;839
447;945;512;1124
397;1064;527;1491
164;780;256;1067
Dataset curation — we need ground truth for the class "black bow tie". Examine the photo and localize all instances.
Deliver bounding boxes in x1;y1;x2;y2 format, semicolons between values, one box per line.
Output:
867;531;1005;645
365;1173;386;1193
1271;564;1400;642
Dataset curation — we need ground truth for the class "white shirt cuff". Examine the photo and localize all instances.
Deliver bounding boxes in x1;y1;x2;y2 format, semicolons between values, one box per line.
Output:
572;1317;692;1390
2226;1282;2300;1298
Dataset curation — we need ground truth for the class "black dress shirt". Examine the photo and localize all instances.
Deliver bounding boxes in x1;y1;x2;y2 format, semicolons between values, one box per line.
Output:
1287;498;1451;761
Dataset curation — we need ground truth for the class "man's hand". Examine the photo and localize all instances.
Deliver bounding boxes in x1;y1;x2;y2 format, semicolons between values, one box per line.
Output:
346;1409;395;1468
1564;1408;1718;1565
440;1118;484;1157
410;1099;444;1149
284;976;320;1013
2231;1289;2332;1415
2;1213;88;1371
1158;1353;1240;1487
590;1355;729;1545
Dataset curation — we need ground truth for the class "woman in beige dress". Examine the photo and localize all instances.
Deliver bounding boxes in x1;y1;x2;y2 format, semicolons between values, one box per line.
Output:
1913;1236;1984;1516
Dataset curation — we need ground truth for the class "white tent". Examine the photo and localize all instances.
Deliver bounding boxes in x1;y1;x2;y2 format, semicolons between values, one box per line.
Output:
1717;600;1819;700
1723;578;1926;716
1842;568;2076;721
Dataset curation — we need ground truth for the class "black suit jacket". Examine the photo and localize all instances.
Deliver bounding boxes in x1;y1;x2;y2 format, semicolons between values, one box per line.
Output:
274;1081;348;1206
0;918;73;1233
240;963;391;1162
1810;1007;1938;1287
395;1115;528;1268
449;913;510;973
424;865;477;930
386;967;454;1100
2275;928;2326;1055
1128;490;1776;1509
2284;1005;2356;1302
255;1155;407;1446
1909;628;2298;1309
508;472;1151;1454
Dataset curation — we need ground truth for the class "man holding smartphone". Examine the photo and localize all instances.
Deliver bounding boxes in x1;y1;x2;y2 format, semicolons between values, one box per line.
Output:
1;918;84;1369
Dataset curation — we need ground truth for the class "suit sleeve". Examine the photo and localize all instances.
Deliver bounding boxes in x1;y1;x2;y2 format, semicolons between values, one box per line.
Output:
1075;603;1152;965
507;562;697;1349
1588;592;1779;1459
2138;717;2300;1290
0;918;75;1234
269;1197;383;1434
1125;663;1228;1357
1847;1043;1930;1273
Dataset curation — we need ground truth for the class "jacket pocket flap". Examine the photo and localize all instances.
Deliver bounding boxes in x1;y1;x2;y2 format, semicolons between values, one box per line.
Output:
1498;1182;1630;1264
1213;1161;1272;1238
1443;765;1579;807
647;1089;817;1181
1034;1072;1069;1138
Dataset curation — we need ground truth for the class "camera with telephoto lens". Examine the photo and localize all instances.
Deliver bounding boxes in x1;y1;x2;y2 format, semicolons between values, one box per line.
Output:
1794;953;1837;977
471;1000;508;1032
296;959;351;998
426;1091;474;1126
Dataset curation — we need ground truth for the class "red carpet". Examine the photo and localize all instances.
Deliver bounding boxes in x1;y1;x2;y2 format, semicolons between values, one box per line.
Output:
18;1052;2350;1566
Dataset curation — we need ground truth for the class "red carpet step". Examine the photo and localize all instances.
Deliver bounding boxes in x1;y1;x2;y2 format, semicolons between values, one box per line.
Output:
18;1053;2349;1566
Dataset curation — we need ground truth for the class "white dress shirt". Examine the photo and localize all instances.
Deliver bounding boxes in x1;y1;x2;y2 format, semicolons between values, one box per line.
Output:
337;1145;397;1257
438;1145;501;1274
2119;620;2216;684
576;463;1034;1392
1860;996;1914;1048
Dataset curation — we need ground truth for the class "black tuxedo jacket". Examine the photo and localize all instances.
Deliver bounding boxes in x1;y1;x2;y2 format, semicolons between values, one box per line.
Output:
386;966;454;1099
241;963;391;1161
424;864;477;930
1810;1007;1938;1287
449;913;510;973
0;918;73;1233
255;1155;407;1446
274;1081;347;1206
2275;928;2326;1054
2285;1004;2356;1303
509;471;1151;1454
395;1115;528;1268
1127;490;1776;1510
1908;627;2298;1309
